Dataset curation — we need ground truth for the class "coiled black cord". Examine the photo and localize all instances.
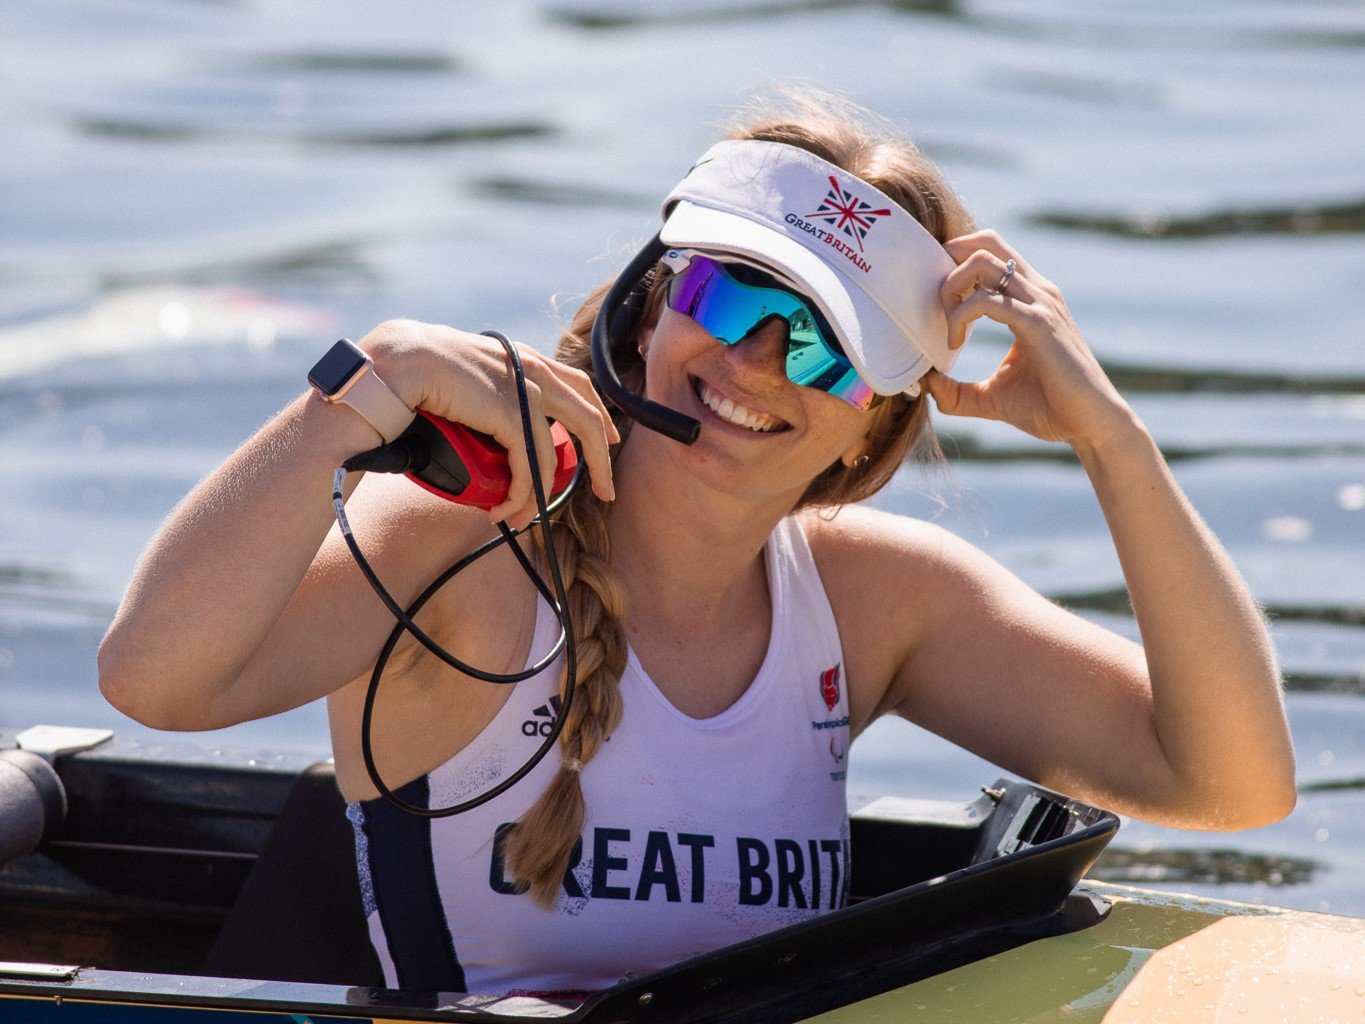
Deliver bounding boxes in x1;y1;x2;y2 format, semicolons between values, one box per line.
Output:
331;330;580;817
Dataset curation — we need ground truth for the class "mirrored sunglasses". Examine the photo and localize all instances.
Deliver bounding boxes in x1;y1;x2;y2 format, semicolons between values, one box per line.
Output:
663;251;875;411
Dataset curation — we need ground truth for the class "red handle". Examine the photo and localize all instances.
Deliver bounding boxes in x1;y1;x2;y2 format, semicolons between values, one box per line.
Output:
404;411;578;511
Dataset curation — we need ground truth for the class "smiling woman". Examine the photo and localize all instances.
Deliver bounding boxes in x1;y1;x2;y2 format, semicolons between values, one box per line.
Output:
96;86;1295;996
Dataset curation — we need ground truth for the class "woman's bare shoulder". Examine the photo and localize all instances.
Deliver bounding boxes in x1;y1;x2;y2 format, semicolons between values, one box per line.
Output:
797;503;1061;641
795;505;978;727
797;504;967;573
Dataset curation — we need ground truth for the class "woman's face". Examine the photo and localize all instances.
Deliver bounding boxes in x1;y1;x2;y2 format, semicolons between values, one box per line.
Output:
636;301;875;502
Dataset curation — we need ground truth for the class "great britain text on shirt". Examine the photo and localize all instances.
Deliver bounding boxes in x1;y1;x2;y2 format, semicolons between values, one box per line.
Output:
490;823;850;911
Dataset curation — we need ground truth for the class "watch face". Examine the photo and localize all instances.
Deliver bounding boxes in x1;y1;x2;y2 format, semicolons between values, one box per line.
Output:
308;339;369;397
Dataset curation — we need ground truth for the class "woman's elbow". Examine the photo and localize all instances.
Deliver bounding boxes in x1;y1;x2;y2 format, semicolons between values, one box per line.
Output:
98;631;139;714
1209;787;1296;831
1245;775;1298;829
98;637;167;728
97;633;223;731
1225;734;1299;830
1190;769;1298;832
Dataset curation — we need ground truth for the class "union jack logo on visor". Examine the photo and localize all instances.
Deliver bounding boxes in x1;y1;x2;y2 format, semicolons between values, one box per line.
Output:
806;175;893;253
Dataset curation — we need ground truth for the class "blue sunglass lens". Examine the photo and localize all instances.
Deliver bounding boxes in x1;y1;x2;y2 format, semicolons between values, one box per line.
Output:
666;256;871;408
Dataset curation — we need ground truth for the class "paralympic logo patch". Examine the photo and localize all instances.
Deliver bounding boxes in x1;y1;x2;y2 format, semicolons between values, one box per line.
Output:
829;734;848;781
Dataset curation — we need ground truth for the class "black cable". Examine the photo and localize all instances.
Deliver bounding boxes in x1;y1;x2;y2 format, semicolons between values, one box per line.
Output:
332;469;572;683
332;330;580;817
589;233;699;444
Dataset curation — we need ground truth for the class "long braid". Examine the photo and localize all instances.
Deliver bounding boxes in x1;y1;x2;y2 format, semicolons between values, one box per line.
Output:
502;279;641;908
502;482;627;907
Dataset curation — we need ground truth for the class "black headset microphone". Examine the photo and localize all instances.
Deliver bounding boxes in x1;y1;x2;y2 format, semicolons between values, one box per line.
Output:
589;234;700;446
337;235;692;818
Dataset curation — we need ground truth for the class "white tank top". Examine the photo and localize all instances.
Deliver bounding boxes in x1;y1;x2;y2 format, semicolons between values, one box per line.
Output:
348;516;851;997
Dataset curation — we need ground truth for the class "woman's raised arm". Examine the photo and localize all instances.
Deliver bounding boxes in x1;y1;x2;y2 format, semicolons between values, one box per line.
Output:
98;320;618;730
891;230;1294;829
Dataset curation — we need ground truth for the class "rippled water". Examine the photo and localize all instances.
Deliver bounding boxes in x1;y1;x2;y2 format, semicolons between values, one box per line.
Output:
2;0;1362;917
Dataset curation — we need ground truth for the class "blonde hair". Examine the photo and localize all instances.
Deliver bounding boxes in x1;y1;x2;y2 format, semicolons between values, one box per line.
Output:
503;87;976;906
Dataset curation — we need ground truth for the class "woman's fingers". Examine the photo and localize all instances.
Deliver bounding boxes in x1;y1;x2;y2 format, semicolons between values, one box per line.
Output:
488;395;537;525
943;230;1038;281
490;380;559;529
517;352;617;504
491;353;619;525
540;356;621;446
925;371;995;421
942;250;1031;306
944;230;1067;306
940;251;1038;349
932;238;1131;444
515;386;560;531
944;285;1050;356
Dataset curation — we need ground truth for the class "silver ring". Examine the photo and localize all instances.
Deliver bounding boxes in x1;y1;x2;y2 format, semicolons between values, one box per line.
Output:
992;258;1016;296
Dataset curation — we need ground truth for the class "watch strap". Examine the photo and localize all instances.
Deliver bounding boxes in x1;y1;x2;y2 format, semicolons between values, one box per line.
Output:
338;365;415;444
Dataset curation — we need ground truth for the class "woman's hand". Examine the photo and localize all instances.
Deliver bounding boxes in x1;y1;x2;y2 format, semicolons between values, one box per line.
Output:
926;230;1134;450
359;320;620;527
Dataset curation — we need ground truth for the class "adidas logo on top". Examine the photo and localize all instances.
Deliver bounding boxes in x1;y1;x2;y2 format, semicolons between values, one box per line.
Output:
521;695;562;737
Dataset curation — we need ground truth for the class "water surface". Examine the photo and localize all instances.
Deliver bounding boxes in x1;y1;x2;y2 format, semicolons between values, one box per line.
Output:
1;0;1362;916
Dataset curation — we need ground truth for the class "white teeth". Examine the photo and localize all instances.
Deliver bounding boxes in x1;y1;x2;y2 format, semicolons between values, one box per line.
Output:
696;381;781;433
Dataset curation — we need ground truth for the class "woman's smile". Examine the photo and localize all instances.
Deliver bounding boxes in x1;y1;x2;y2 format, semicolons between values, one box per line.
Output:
689;375;792;434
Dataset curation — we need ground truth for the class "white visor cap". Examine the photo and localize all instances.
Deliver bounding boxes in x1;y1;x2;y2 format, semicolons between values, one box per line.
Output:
660;140;967;398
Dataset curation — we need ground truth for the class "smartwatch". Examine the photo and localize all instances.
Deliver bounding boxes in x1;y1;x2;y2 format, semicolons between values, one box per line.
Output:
307;339;416;444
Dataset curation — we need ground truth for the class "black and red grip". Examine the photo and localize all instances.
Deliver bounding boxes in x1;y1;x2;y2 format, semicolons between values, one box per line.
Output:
399;411;578;511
